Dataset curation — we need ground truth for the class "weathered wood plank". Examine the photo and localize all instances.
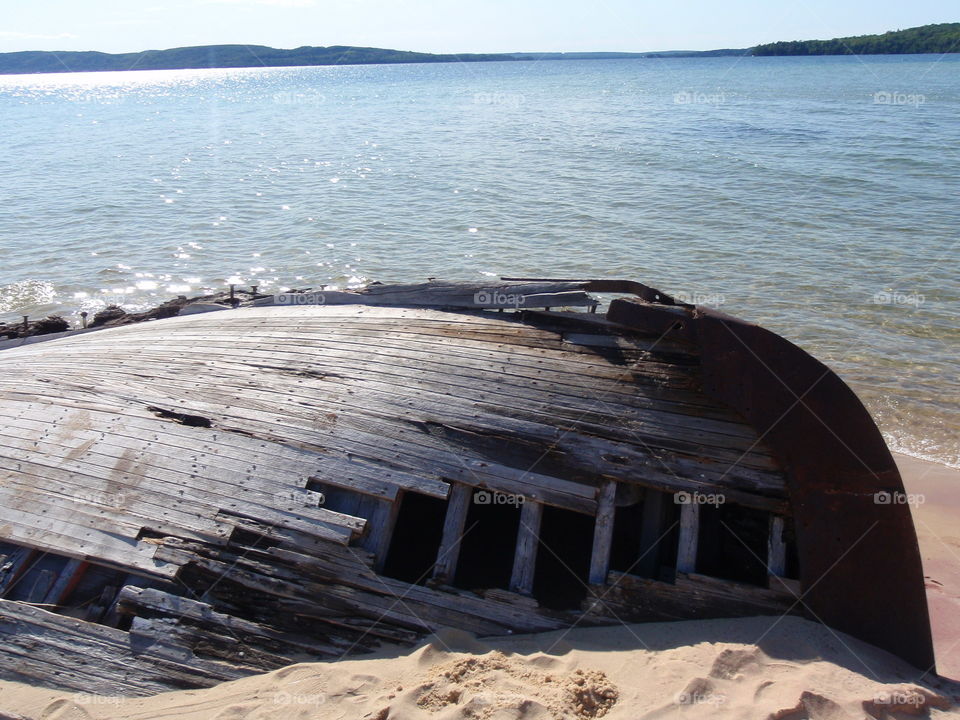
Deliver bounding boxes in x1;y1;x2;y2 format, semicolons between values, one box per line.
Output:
510;501;543;595
0;599;253;695
588;481;617;584
0;488;177;578
587;570;799;624
433;484;471;583
116;586;347;658
676;501;700;574
7;348;765;460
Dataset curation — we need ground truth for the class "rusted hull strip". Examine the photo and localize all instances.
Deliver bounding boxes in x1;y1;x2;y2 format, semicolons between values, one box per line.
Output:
607;297;935;671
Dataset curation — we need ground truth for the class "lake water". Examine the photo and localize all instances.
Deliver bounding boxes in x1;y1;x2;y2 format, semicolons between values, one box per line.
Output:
0;55;957;467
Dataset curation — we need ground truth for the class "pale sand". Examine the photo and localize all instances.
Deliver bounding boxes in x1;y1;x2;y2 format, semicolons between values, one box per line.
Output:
897;454;960;681
0;453;957;720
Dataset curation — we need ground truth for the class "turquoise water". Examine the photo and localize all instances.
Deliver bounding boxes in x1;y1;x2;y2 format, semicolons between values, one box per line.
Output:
0;55;957;466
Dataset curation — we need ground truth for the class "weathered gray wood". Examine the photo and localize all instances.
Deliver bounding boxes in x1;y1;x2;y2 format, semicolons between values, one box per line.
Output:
0;312;768;443
58;334;769;454
589;570;799;624
676;501;700;573
510;501;543;595
768;515;788;578
588;481;617;584
373;493;403;573
0;490;176;579
433;484;472;583
11;349;771;466
117;586;347;658
0;300;797;696
0;599;252;695
0;324;784;520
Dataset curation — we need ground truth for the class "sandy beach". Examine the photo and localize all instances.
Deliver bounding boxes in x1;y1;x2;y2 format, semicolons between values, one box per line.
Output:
0;453;956;720
899;454;960;682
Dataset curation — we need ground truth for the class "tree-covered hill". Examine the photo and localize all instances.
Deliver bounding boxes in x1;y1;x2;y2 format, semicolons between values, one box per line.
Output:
753;23;960;55
0;44;751;75
0;44;517;75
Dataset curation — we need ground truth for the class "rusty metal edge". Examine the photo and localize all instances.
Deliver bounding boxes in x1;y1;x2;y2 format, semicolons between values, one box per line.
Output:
606;295;936;672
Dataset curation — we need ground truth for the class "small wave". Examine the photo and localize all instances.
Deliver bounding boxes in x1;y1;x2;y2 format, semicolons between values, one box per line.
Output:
0;279;56;315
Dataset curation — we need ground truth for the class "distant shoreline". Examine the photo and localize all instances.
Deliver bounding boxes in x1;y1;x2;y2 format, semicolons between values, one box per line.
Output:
1;22;957;76
0;45;748;76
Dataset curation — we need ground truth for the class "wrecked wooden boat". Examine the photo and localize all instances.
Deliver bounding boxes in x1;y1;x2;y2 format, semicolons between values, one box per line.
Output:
0;279;935;695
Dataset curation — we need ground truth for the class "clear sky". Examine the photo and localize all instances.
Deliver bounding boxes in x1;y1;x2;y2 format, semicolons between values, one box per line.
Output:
0;0;956;55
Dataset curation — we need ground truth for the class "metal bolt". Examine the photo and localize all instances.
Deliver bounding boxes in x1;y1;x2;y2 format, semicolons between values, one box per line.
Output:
22;316;28;331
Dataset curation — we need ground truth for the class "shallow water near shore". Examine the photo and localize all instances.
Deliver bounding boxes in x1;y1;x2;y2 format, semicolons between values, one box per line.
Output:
0;55;957;466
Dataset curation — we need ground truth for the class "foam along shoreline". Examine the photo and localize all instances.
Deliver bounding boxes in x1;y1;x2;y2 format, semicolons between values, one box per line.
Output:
0;616;957;720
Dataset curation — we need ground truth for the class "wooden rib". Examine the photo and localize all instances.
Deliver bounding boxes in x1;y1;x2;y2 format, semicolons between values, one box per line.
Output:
588;481;617;584
510;501;543;595
676;501;700;574
433;484;471;583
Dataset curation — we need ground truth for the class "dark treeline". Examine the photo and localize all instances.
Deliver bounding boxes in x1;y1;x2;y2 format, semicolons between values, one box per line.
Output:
1;23;957;75
0;45;518;75
753;23;960;56
0;44;749;75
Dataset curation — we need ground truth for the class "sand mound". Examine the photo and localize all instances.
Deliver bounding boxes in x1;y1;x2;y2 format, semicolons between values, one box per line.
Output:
415;650;618;719
0;616;958;720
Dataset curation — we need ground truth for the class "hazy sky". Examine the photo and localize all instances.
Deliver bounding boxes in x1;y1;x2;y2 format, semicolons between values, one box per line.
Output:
0;0;956;54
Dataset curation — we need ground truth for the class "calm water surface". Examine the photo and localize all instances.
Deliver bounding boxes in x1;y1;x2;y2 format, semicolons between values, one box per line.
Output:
0;56;957;466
